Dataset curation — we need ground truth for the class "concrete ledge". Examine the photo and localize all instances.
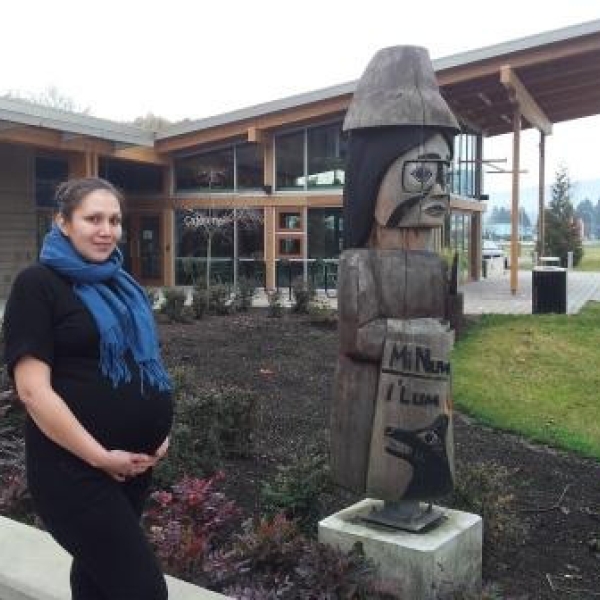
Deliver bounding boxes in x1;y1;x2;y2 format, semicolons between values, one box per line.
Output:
0;515;230;600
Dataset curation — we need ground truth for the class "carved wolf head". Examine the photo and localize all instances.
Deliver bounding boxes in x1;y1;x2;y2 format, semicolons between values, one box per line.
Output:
384;414;453;499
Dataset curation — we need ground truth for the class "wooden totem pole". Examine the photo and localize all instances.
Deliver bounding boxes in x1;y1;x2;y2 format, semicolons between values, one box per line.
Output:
331;46;462;530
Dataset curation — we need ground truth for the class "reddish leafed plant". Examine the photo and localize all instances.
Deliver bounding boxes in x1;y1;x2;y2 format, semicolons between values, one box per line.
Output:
144;472;242;580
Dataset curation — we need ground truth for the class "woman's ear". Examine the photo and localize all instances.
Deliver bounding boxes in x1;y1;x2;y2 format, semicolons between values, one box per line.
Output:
55;214;68;236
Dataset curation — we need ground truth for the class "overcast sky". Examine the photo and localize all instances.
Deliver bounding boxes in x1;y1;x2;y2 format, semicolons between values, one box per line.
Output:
2;0;600;193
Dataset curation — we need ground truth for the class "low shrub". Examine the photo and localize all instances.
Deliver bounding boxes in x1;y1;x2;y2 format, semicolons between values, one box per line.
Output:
154;372;258;487
145;473;242;581
162;288;187;322
209;284;234;315
291;277;314;314
0;469;35;523
308;298;338;329
260;451;332;533
235;277;256;311
206;514;397;599
450;460;527;562
191;287;208;319
266;289;283;318
145;287;160;310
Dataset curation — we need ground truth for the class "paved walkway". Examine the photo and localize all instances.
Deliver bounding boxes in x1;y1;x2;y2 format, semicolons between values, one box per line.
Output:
2;270;599;319
460;270;600;315
269;269;600;316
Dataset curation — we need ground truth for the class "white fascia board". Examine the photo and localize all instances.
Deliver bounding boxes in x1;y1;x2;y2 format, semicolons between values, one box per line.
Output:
0;97;155;146
158;19;600;142
433;18;600;71
156;81;356;139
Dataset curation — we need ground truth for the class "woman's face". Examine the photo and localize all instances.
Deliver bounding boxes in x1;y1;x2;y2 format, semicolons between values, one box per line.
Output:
58;189;122;263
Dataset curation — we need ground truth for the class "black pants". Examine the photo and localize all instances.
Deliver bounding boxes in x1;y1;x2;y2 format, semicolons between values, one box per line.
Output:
27;439;167;600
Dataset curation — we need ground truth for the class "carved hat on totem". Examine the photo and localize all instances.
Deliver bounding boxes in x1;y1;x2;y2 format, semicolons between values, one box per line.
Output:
343;45;460;133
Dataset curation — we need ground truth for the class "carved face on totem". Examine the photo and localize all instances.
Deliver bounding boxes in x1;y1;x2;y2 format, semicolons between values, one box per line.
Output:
373;133;452;231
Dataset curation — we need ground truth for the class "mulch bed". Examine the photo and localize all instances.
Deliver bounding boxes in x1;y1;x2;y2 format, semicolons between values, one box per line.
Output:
158;311;600;599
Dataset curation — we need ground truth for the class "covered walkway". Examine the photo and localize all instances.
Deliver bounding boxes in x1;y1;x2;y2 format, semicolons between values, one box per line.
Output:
460;270;600;314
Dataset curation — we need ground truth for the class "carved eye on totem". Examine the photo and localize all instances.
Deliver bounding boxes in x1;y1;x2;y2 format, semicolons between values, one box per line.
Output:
402;159;449;193
419;430;440;446
410;164;434;186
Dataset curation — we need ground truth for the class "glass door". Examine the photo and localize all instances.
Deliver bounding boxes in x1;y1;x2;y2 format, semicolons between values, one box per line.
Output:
127;214;163;285
139;216;161;281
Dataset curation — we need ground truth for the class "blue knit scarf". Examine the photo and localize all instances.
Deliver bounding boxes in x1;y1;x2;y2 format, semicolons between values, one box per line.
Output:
40;225;171;392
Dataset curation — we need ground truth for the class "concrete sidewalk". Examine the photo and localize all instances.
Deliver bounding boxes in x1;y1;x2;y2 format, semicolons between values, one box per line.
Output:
2;270;599;319
460;270;600;315
262;269;600;316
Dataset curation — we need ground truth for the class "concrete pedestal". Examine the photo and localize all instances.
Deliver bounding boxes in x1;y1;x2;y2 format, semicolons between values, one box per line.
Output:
319;499;482;600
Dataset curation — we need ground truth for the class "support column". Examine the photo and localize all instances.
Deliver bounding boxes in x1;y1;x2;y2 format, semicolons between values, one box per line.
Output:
263;133;273;189
471;212;482;281
163;161;175;286
163;209;175;287
500;65;552;294
68;151;98;178
302;206;308;283
510;108;521;295
538;132;546;258
264;206;276;289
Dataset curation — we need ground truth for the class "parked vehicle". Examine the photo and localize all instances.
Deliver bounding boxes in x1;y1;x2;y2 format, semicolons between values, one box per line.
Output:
482;240;504;259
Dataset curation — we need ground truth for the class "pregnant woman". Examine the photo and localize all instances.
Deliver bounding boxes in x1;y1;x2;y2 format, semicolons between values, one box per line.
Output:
3;177;173;599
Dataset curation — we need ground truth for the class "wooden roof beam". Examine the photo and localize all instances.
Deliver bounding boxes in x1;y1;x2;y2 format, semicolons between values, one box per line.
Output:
247;126;263;143
112;145;169;165
500;66;552;135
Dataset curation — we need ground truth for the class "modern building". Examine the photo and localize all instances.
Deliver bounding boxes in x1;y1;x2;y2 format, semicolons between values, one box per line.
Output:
1;18;599;296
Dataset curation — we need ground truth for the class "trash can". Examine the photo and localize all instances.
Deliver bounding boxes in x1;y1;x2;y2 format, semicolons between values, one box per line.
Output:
532;267;567;314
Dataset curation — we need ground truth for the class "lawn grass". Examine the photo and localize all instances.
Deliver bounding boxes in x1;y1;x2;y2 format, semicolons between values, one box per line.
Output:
452;302;600;459
576;242;600;271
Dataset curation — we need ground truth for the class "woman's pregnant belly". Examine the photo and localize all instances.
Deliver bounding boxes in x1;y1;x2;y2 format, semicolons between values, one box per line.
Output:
53;361;173;454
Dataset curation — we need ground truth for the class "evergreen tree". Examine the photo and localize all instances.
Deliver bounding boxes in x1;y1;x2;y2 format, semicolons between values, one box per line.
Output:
544;165;583;266
519;208;532;229
595;198;600;239
575;198;594;239
488;206;511;224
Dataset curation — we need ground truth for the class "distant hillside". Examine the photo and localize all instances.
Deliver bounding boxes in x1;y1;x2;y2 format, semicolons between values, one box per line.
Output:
485;177;600;223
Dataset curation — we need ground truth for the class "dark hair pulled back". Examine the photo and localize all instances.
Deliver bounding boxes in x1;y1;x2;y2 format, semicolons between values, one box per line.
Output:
55;177;124;220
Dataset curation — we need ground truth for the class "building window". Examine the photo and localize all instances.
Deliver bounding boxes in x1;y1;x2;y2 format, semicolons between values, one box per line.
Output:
275;131;305;190
236;143;263;190
279;238;302;256
174;208;264;286
100;159;164;193
307;123;346;188
174;144;262;193
444;210;472;282
175;147;235;192
35;156;68;208
307;208;343;258
450;133;477;198
274;121;345;191
35;156;68;253
279;211;302;230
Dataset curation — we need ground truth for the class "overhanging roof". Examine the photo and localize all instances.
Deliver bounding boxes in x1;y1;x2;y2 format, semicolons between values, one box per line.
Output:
158;18;600;141
438;19;600;135
2;18;598;149
0;97;155;147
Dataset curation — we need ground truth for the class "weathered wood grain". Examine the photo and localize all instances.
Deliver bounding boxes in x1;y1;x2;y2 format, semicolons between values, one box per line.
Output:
332;249;457;501
366;320;454;501
330;354;379;492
